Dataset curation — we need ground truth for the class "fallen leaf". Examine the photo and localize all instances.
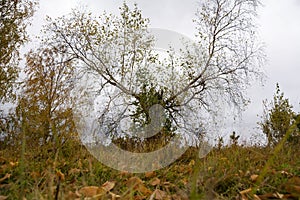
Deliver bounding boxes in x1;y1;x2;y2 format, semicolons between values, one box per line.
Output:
0;174;11;183
79;186;106;197
101;181;115;191
175;189;189;200
284;176;300;196
126;176;152;195
171;194;182;200
180;178;188;186
109;191;121;200
145;171;156;178
9;161;18;167
119;171;130;177
240;188;252;194
281;170;293;177
0;157;6;163
250;174;259;182
56;170;65;181
257;193;279;200
150;177;161;186
134;195;147;200
152;189;167;200
126;176;143;188
188;159;195;166
0;195;8;200
274;192;284;199
65;191;81;200
162;182;175;188
68;168;81;175
30;171;41;180
239;188;252;200
137;184;152;195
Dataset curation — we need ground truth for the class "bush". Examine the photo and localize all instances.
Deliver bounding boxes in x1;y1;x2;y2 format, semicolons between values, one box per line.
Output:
259;83;298;147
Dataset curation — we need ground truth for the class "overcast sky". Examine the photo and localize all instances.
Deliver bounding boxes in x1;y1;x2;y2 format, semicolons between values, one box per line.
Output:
27;0;300;143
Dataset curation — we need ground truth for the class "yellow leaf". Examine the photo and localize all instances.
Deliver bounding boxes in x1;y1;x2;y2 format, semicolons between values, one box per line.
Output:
9;161;18;167
188;159;195;166
101;181;115;191
56;170;65;181
150;177;161;186
79;186;106;197
239;188;252;195
250;174;259;182
109;192;121;200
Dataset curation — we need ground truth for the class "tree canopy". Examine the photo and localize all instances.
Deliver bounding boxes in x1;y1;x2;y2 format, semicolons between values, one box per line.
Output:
0;0;36;103
43;1;265;144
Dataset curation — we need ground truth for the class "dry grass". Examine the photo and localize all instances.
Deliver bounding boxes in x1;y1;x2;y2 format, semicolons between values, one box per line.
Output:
1;138;300;199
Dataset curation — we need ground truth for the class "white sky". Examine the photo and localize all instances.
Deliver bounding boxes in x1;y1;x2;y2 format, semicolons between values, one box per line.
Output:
27;0;300;144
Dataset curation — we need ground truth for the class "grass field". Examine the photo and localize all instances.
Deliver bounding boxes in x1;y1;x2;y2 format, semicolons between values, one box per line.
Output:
1;137;300;200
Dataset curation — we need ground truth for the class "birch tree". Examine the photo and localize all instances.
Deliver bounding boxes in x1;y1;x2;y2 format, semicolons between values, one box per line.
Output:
43;1;265;145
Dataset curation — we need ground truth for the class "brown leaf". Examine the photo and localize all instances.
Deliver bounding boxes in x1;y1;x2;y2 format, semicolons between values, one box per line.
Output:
188;159;195;166
180;178;188;186
68;168;81;175
56;170;65;181
284;176;300;196
30;171;41;180
171;194;182;200
126;176;143;187
0;174;11;183
240;188;252;195
239;188;252;200
9;161;18;167
253;194;261;200
175;189;189;200
150;177;161;186
137;184;152;195
280;170;293;177
109;191;121;200
0;196;8;200
250;174;259;182
119;171;130;177
145;171;156;178
79;186;106;197
257;193;279;200
126;176;152;195
134;195;147;200
0;157;6;164
65;191;81;200
152;189;167;200
101;181;115;191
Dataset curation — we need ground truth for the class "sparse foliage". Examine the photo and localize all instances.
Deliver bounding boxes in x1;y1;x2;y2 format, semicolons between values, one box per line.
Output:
43;1;264;144
229;131;240;146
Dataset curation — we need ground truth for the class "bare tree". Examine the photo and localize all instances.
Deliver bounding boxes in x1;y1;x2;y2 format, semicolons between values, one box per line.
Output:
43;1;265;144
